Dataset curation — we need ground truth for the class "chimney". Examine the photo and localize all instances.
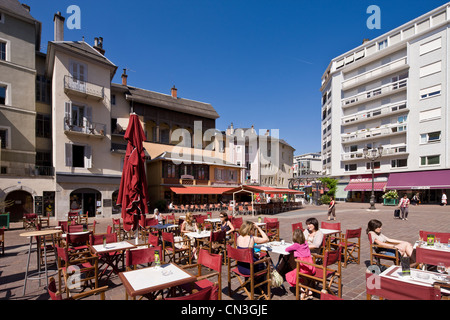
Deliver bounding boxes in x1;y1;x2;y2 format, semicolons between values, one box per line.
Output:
121;69;128;86
21;4;31;12
362;38;370;44
93;36;105;55
53;12;65;42
171;85;177;99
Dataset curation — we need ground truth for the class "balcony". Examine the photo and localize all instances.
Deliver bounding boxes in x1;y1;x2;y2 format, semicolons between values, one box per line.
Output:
342;78;407;108
64;116;106;138
111;143;127;153
341;101;408;126
64;75;105;101
342;57;408;90
0;164;54;177
341;124;407;144
341;145;407;161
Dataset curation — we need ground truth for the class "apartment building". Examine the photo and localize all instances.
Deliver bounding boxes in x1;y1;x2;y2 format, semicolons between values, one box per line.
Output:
293;152;322;177
0;2;50;221
224;123;295;189
321;2;450;203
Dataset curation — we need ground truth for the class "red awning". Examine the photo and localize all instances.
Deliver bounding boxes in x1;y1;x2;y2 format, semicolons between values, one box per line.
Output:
386;170;450;190
344;181;387;192
169;186;233;195
223;185;303;194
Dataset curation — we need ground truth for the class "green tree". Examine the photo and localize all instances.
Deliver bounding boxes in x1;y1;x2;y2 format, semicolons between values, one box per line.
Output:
319;177;338;198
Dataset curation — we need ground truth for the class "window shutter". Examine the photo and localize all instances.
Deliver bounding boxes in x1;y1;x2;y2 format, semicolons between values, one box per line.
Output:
65;102;72;129
65;143;72;167
84;145;92;168
85;106;92;128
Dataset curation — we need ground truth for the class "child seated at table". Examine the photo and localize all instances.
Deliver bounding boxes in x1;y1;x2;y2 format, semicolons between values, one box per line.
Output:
283;229;316;299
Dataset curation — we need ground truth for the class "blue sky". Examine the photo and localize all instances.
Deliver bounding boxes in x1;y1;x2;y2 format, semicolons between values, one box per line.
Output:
27;0;449;155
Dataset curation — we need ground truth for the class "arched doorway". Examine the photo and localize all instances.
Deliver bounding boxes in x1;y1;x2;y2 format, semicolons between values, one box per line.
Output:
5;190;33;222
70;188;101;217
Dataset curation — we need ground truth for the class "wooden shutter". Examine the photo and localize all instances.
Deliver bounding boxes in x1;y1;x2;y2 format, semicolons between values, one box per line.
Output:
65;101;72;129
84;145;92;169
65;143;72;167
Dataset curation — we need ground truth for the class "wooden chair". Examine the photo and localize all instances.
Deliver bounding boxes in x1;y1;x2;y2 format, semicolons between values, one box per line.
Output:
55;245;100;299
202;230;227;261
65;231;92;260
89;220;98;234
0;228;4;255
39;212;50;228
67;224;84;233
58;220;68;233
295;249;342;299
112;218;125;241
48;276;107;300
165;284;219;300
181;248;223;299
332;228;361;267
368;232;400;268
123;246;163;299
226;244;271;300
162;231;191;265
264;218;280;242
79;211;88;225
419;231;450;244
230;216;243;231
23;213;38;230
292;222;303;232
68;211;80;225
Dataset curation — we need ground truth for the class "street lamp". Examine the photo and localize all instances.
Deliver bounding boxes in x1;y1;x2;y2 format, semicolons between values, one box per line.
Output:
363;145;384;210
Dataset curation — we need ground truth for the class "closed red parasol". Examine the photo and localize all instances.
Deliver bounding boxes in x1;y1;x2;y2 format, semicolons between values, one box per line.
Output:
116;113;149;232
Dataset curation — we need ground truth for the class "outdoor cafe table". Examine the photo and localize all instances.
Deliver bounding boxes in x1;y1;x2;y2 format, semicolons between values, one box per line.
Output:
185;230;211;249
321;228;342;248
119;263;197;299
414;241;450;267
91;241;137;282
256;241;293;268
372;265;450;299
20;229;62;296
205;218;221;229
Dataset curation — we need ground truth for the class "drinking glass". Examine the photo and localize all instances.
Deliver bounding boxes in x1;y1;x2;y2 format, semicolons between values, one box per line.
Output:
436;238;441;248
437;263;445;274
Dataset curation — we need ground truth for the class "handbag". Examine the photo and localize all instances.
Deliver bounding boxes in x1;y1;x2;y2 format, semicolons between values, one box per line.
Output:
270;268;284;288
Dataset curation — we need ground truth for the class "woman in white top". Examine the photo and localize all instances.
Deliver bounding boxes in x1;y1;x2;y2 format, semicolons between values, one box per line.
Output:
303;217;324;254
366;219;413;257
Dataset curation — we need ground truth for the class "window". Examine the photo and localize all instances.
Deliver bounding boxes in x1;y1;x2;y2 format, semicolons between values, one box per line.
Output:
36;75;51;104
163;162;177;179
0;41;6;61
391;159;407;168
420;84;441;99
397;115;407;123
65;143;92;168
36;151;52;167
345;164;357;172
420;61;441;78
0;85;6;105
366;162;380;170
420;37;441;55
0;127;9;148
36;114;51;138
420;131;441;143
419;108;441;122
421;155;440;166
65;102;92;129
378;39;388;50
350;145;358;152
111;94;116;105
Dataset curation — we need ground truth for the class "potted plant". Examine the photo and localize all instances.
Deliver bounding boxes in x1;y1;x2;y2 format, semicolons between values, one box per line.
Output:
382;190;399;206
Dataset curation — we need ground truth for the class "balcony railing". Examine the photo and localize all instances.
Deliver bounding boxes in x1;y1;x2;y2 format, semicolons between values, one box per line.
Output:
0;165;54;176
341;101;408;126
64;116;106;137
341;124;407;143
341;145;407;161
64;75;105;101
111;143;127;153
342;78;407;108
342;57;408;90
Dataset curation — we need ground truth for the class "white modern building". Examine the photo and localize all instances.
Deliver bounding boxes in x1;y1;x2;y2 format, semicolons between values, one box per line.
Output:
321;2;450;204
293;152;322;177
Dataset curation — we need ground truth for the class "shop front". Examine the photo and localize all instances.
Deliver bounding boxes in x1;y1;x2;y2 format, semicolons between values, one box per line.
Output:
385;169;450;204
344;175;388;203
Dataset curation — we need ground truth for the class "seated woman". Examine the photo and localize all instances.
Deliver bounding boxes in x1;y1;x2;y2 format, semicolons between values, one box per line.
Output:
235;221;269;275
180;212;199;259
366;219;414;258
303;217;324;255
284;229;316;300
218;212;235;240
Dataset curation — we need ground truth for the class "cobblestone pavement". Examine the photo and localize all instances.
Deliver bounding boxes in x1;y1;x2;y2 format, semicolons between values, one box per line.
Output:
1;202;449;301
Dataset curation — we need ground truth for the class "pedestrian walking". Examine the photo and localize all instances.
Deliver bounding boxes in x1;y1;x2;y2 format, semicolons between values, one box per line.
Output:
441;192;447;206
327;196;336;221
398;194;410;220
